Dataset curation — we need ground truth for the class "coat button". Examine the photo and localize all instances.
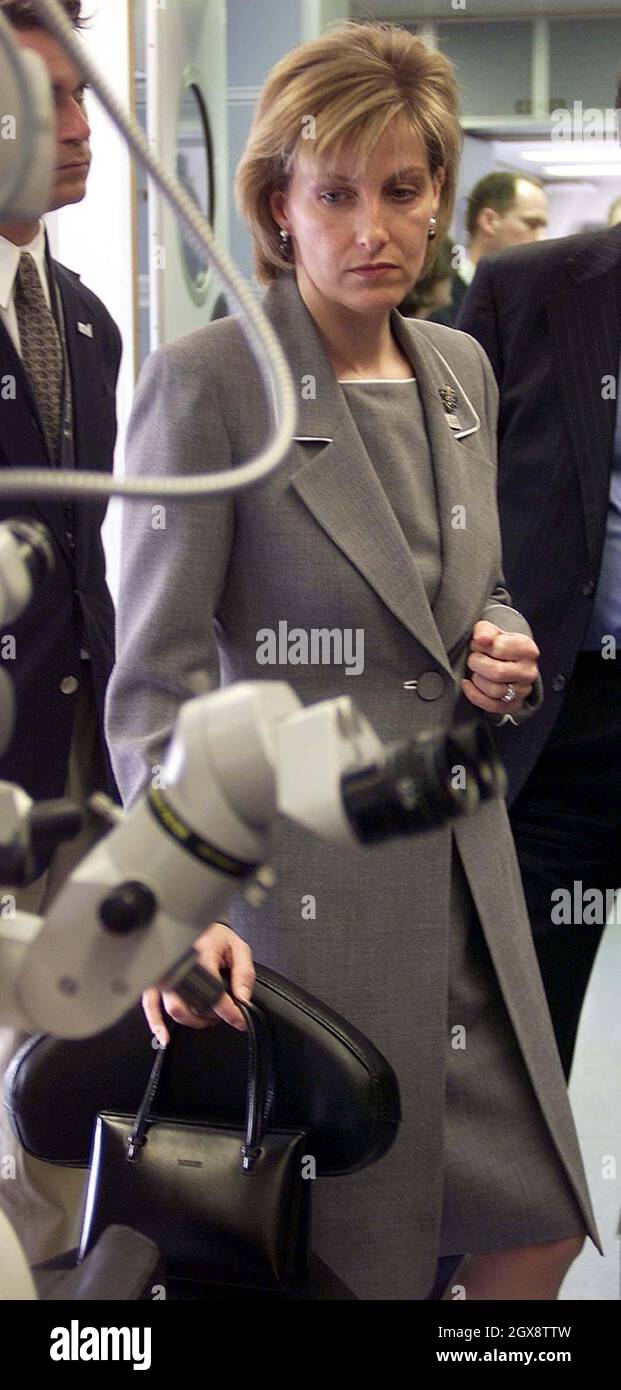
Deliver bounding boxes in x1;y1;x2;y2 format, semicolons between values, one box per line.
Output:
581;579;596;596
417;671;446;701
60;676;79;694
551;674;567;693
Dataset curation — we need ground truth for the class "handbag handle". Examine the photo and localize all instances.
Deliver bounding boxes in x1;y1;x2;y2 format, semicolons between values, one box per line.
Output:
127;997;275;1174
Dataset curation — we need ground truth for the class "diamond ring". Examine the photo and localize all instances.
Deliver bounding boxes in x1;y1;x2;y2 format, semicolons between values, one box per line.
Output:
502;683;516;703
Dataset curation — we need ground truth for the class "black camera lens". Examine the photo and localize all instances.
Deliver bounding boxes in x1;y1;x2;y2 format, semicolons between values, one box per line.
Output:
446;722;507;804
341;720;505;846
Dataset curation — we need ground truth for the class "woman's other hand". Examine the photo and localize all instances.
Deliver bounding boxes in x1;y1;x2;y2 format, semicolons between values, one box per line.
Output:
462;620;540;716
142;922;256;1047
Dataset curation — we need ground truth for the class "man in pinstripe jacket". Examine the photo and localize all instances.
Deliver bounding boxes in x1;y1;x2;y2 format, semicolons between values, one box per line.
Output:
458;93;621;1078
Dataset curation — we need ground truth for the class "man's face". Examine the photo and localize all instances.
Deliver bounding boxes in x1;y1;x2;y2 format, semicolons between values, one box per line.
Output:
14;27;91;212
487;179;549;251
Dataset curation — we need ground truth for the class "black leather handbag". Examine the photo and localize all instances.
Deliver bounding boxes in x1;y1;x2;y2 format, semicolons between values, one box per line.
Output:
78;999;311;1291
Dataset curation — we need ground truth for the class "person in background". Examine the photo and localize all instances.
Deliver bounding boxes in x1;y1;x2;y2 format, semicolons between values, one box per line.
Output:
398;235;454;319
106;22;598;1301
0;0;121;1264
430;171;549;326
456;70;621;1082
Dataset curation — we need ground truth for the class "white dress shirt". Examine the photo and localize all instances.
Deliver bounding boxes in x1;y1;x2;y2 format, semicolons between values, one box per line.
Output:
0;220;51;355
459;255;477;288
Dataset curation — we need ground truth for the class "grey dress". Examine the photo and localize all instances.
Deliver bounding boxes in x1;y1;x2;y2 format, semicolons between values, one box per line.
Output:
340;377;585;1255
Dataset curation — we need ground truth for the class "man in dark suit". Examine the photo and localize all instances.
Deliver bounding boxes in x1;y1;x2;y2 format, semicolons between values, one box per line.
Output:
0;0;121;1261
431;171;549;327
457;114;621;1080
0;0;121;886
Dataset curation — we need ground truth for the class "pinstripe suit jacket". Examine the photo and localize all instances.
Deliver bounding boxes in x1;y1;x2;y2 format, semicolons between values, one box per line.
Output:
458;225;621;803
105;271;598;1298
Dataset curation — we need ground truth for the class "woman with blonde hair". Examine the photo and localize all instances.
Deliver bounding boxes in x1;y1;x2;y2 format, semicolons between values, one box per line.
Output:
106;22;599;1300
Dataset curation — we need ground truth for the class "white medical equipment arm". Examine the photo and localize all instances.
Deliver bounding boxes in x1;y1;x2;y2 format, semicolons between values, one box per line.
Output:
3;681;387;1037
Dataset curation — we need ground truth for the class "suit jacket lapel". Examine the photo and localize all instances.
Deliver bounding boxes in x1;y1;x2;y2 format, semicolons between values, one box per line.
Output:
54;257;95;476
292;437;453;674
263;273;497;669
392;313;499;658
0;316;47;463
263;274;453;675
546;230;621;566
0;244;73;564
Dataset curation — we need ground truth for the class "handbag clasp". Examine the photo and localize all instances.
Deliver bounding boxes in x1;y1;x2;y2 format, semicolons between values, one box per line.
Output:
126;1133;146;1161
240;1143;262;1173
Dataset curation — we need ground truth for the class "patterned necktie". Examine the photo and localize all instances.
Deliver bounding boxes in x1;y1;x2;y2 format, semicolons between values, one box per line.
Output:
14;251;64;463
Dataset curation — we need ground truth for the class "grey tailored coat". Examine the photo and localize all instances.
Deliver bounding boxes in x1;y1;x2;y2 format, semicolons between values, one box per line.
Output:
105;271;598;1299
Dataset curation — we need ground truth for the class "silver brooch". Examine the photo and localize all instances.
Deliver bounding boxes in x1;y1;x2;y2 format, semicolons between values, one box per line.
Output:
439;385;459;412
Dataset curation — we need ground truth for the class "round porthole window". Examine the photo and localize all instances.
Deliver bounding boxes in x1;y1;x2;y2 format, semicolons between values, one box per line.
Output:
176;78;215;304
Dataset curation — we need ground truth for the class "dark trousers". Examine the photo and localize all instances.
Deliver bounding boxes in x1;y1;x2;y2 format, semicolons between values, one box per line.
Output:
509;652;621;1079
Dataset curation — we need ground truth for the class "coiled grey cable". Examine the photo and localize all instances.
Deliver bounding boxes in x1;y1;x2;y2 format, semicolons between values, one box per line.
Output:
0;0;297;501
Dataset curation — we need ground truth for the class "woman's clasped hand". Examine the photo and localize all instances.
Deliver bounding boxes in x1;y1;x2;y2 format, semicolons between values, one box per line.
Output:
462;620;540;715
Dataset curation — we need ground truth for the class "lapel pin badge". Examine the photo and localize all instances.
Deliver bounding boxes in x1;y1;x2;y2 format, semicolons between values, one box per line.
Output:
77;321;93;338
439;384;462;431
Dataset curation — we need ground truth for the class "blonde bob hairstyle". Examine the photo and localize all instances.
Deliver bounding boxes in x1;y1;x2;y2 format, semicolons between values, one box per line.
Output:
235;21;462;286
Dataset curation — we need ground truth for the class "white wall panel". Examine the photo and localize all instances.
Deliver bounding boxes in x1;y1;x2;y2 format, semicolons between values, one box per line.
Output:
146;0;228;346
45;0;136;604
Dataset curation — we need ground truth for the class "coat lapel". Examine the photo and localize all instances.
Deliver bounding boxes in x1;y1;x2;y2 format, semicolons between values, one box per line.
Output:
263;274;453;674
54;257;98;478
392;313;499;658
0;319;75;564
291;436;453;675
0;316;48;463
0;241;75;564
545;228;621;566
262;274;494;671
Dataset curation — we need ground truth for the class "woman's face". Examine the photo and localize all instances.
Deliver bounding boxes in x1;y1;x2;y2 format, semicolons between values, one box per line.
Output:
270;117;445;318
